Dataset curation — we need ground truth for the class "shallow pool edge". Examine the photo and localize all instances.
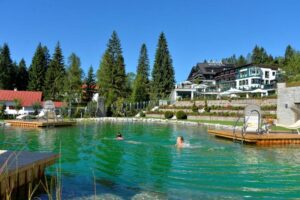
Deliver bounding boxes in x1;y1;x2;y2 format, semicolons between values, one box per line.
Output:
75;117;239;131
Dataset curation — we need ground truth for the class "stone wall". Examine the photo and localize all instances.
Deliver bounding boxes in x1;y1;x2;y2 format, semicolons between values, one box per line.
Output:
75;117;238;130
174;98;277;107
158;108;276;115
277;83;300;125
146;113;239;121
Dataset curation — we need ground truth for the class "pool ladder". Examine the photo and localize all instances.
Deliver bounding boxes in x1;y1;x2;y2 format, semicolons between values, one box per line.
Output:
233;116;252;144
232;109;262;144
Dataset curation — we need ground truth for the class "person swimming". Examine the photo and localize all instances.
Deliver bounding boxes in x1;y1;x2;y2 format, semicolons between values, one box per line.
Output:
176;136;184;148
116;133;124;140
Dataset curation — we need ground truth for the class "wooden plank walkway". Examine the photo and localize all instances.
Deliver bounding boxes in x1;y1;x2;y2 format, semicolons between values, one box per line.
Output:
0;150;59;198
208;129;300;145
5;120;76;128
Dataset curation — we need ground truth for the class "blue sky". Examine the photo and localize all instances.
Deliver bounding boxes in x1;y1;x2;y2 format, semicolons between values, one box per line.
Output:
1;0;300;83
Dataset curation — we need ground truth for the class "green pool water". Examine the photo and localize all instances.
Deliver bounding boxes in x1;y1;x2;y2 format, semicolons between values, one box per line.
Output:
1;122;300;199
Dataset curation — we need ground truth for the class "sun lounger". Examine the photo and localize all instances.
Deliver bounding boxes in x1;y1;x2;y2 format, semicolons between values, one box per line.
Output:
16;114;28;120
276;120;300;134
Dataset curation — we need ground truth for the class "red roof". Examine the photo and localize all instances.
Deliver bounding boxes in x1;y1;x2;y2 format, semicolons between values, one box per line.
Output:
81;84;98;89
41;101;65;108
53;101;65;108
0;90;42;107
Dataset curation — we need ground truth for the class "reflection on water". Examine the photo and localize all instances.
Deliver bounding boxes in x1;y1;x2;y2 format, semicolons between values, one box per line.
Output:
1;122;300;199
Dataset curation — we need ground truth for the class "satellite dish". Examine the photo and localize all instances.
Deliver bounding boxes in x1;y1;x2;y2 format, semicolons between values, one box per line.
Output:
44;100;55;110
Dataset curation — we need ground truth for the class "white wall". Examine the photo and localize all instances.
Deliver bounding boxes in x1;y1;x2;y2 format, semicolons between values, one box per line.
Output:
4;101;36;115
236;67;277;90
260;68;277;84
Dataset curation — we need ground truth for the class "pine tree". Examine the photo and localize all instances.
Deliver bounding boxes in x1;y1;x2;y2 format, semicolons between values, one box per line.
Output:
222;54;237;64
0;43;14;89
16;59;28;90
10;62;18;89
285;53;300;80
126;72;136;97
132;44;150;102
284;45;295;64
151;32;175;100
251;45;269;64
44;42;65;100
43;46;51;69
237;55;247;66
28;43;48;91
97;31;127;107
64;53;83;103
83;66;96;103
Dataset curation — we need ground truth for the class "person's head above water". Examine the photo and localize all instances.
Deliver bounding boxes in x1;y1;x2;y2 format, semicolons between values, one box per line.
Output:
116;132;123;140
176;136;184;147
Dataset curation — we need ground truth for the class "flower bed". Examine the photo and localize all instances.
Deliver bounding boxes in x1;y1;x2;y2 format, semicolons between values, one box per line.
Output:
147;111;276;119
159;104;276;111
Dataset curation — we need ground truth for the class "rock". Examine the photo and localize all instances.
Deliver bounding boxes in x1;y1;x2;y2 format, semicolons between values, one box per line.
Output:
131;191;166;200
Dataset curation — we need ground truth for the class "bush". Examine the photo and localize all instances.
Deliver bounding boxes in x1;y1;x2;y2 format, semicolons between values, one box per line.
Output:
164;111;174;119
204;99;211;112
73;108;85;118
85;101;98;117
261;105;277;110
191;102;198;113
126;109;138;117
176;110;187;120
0;103;5;119
140;111;146;117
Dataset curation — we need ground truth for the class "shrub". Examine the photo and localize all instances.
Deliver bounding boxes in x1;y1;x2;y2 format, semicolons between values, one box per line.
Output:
140;111;146;117
74;108;85;118
85;101;97;117
261;105;277;110
164;111;174;119
0;103;5;119
204;99;211;112
32;102;42;115
126;109;138;117
191;102;198;113
176;110;187;120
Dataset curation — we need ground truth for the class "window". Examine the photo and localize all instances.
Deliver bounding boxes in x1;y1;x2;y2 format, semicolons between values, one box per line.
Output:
265;71;269;78
240;71;247;78
265;80;269;84
251;78;261;84
272;72;276;76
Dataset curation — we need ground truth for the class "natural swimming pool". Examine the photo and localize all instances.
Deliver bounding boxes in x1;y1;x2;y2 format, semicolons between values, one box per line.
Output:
1;122;300;199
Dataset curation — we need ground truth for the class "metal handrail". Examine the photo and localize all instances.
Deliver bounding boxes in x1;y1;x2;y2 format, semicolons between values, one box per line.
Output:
232;116;243;142
233;109;262;144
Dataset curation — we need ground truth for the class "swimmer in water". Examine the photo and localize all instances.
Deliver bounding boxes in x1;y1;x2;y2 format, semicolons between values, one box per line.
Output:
116;133;124;140
176;136;184;148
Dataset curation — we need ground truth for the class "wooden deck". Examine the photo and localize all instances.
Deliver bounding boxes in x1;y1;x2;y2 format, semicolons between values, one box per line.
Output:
5;120;76;128
0;150;59;198
208;129;300;145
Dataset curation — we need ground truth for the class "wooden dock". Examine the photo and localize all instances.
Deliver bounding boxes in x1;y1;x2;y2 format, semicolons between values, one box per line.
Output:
0;150;59;198
208;129;300;145
5;120;76;128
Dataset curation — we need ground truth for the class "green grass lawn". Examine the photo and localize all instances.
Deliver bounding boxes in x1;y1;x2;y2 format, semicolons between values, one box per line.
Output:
146;116;291;132
269;125;291;132
187;119;292;131
187;119;243;126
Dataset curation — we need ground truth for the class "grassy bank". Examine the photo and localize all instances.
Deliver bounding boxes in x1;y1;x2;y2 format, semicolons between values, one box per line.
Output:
146;116;290;132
